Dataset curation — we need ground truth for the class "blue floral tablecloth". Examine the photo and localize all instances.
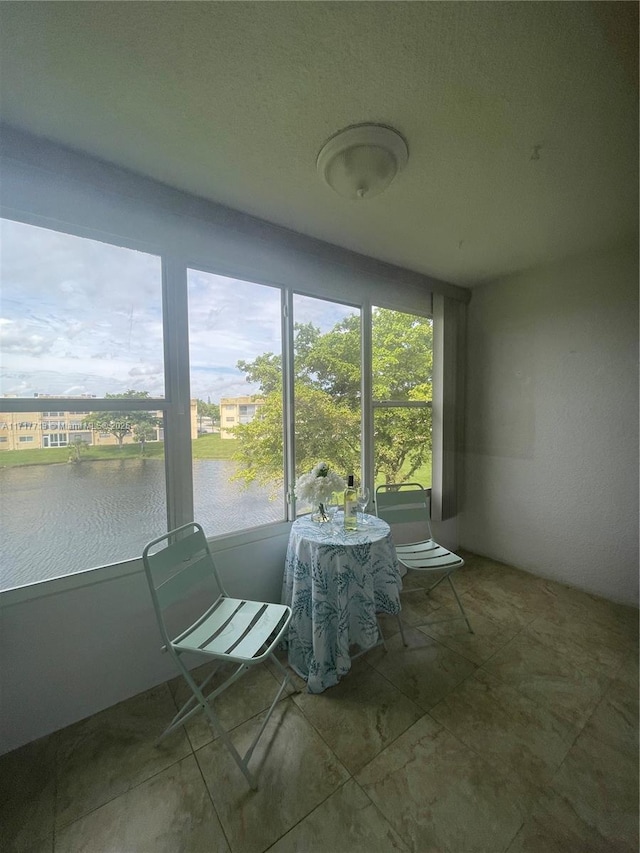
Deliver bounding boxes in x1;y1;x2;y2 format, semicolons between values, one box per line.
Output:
282;512;402;693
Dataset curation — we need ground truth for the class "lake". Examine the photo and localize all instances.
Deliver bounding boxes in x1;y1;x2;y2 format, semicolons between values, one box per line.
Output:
0;458;284;590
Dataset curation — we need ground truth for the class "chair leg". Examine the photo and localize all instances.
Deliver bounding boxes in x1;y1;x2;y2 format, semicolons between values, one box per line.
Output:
177;664;259;789
157;662;225;742
396;614;408;646
376;617;389;652
399;572;448;597
173;655;291;790
425;572;448;596
242;658;291;769
268;650;293;682
447;575;474;634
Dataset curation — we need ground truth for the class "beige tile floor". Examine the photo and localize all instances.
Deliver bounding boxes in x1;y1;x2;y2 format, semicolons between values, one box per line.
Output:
2;552;638;852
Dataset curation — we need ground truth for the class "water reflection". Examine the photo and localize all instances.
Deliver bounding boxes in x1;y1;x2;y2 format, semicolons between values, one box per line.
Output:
0;459;284;589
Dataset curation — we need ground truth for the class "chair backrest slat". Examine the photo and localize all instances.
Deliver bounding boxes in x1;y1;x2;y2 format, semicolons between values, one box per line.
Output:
155;552;215;609
146;526;209;579
143;523;224;613
375;483;432;538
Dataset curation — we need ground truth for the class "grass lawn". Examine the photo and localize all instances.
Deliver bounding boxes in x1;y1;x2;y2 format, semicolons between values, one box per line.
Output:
191;433;238;460
0;434;239;468
0;442;165;468
373;459;432;491
405;459;432;488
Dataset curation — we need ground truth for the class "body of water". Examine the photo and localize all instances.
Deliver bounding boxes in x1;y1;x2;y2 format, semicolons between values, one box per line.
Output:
0;458;284;590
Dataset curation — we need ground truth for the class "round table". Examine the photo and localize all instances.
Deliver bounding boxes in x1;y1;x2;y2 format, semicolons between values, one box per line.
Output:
282;512;402;693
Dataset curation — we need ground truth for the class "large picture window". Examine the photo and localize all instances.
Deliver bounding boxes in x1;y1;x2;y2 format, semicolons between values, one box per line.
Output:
0;219;164;397
187;268;284;535
0;219;166;589
0;217;436;593
372;307;433;490
292;294;361;511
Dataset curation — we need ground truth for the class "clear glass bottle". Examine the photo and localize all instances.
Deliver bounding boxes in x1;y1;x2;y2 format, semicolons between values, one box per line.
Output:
343;474;357;530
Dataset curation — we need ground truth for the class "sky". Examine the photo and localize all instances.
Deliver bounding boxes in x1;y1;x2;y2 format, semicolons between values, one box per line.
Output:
0;218;356;403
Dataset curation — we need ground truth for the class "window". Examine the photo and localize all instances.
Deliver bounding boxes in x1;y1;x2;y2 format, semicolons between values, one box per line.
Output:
187;269;285;535
0;220;164;397
372;307;433;489
43;433;68;448
292;294;361;512
0;219;166;590
69;431;92;445
1;213;439;592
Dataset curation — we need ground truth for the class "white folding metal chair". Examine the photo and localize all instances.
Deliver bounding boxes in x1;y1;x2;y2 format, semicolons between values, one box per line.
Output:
375;483;473;644
142;522;292;789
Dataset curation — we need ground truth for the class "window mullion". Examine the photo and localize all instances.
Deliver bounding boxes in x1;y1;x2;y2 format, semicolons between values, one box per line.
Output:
361;300;373;492
162;256;193;531
282;289;296;520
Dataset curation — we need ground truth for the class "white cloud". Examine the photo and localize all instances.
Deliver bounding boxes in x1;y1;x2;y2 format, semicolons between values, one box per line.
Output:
1;219;355;403
129;364;163;377
0;320;54;356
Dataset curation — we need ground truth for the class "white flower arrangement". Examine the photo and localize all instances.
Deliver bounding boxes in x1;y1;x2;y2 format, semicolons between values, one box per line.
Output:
295;461;345;515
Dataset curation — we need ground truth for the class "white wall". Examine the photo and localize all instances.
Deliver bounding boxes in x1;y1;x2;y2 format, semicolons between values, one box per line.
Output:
0;527;291;755
460;241;639;606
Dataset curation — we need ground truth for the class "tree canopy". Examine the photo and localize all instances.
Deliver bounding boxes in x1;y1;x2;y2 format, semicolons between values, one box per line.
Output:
232;308;432;489
84;390;161;449
196;399;220;432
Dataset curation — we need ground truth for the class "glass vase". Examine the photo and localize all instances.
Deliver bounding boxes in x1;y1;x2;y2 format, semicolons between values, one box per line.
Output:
311;502;331;523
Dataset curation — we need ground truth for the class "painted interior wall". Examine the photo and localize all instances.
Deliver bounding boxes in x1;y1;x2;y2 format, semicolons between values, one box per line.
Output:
460;241;639;607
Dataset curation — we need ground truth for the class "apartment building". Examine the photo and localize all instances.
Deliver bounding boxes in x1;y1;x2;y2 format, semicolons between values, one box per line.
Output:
219;396;264;439
0;397;199;450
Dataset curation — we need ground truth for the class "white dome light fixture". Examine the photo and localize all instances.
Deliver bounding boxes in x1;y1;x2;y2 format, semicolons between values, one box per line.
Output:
317;123;409;201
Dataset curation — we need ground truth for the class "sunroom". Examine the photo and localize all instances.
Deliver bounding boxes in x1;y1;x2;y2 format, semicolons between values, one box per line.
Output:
0;3;637;851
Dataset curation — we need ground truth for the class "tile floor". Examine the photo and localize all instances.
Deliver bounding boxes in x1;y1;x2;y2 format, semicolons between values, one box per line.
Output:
2;552;638;852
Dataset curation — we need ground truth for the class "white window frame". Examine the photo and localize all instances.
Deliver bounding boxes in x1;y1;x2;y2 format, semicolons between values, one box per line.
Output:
42;433;68;448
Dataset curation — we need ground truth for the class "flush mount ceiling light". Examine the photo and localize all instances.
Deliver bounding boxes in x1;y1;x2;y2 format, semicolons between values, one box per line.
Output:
316;123;409;200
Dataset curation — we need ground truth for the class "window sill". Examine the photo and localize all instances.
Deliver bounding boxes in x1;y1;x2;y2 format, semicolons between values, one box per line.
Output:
0;520;292;609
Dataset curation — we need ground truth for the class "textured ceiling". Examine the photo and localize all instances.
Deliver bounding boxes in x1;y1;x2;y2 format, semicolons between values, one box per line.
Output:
0;2;637;287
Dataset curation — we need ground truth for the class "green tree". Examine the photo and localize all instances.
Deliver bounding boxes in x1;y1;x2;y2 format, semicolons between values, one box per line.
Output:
369;308;432;484
67;435;86;464
133;422;157;456
196;399;220;432
232;309;432;488
84;390;161;450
